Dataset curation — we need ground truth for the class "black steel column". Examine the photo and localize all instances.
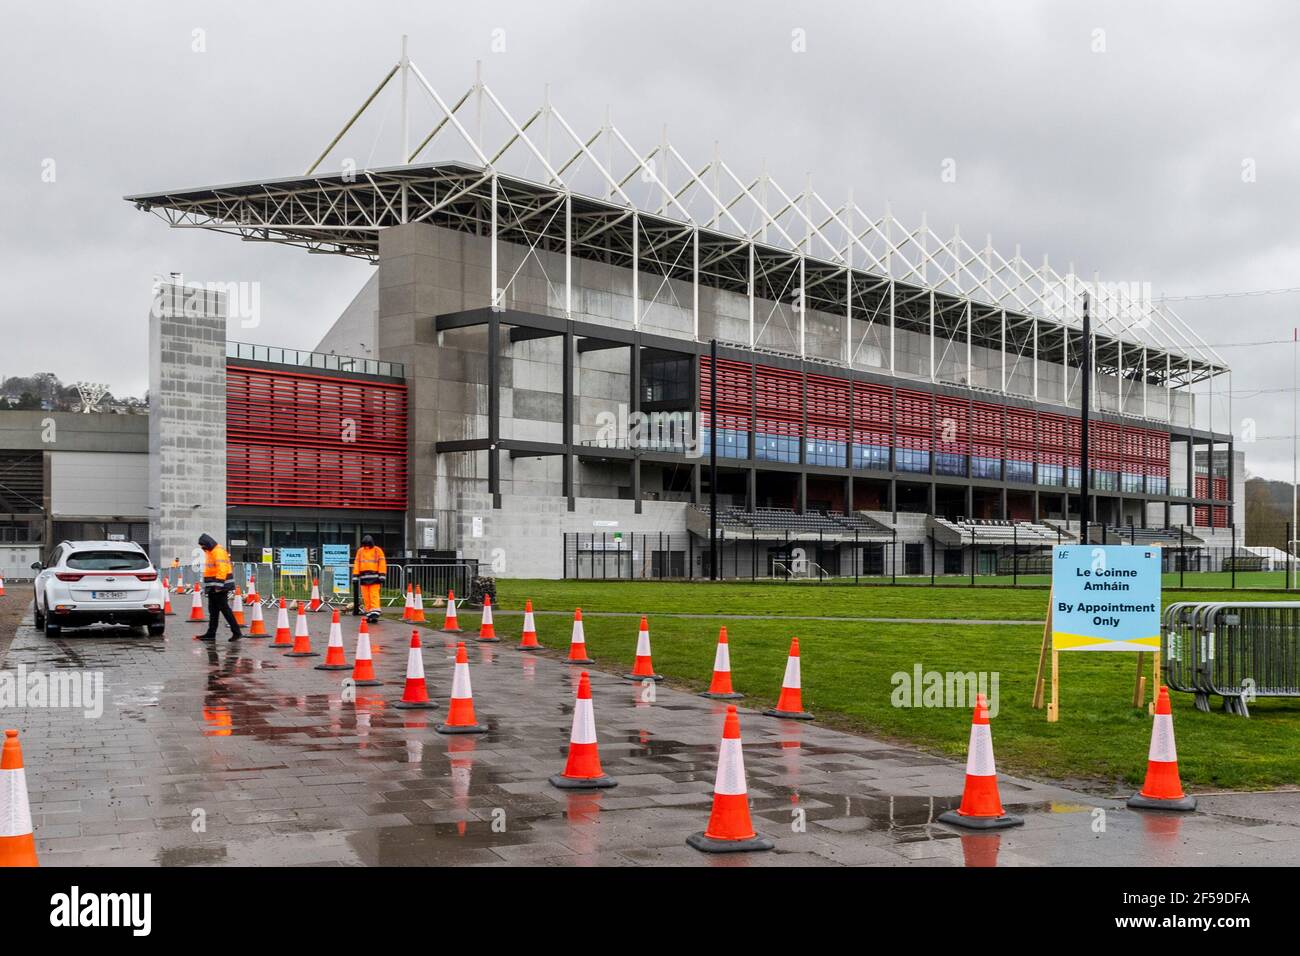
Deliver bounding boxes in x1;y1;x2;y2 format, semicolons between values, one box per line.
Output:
1080;293;1091;543
488;311;501;509
563;327;574;511
709;338;718;580
630;337;641;515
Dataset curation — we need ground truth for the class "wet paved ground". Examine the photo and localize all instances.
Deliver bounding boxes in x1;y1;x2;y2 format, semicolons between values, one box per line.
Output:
4;608;1298;866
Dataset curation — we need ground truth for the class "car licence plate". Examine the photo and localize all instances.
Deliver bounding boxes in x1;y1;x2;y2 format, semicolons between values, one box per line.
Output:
92;591;127;600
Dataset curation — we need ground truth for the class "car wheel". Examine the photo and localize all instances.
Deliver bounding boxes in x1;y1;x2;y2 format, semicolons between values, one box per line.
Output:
44;619;61;638
33;600;45;628
147;623;166;637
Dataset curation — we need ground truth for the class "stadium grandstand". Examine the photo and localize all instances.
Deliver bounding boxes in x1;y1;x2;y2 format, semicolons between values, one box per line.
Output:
125;52;1240;578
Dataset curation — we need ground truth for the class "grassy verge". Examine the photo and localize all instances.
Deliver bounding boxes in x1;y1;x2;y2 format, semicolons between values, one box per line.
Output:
415;580;1300;792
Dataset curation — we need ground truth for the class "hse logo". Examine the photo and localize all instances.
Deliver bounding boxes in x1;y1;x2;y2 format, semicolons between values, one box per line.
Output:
49;886;151;936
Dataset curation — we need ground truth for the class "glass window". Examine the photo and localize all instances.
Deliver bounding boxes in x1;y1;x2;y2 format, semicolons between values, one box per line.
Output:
67;550;150;571
806;440;845;467
853;444;889;471
895;449;930;473
935;452;966;476
971;456;1001;480
1006;460;1033;484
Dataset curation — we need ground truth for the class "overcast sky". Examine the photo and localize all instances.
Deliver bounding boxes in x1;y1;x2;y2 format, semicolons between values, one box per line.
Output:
3;1;1298;478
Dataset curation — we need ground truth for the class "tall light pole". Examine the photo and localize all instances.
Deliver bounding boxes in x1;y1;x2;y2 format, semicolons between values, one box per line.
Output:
709;338;718;580
1080;292;1092;545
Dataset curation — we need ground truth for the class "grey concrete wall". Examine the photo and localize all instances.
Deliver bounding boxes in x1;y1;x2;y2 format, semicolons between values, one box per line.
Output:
371;223;1220;573
316;272;379;359
453;491;690;579
148;284;227;568
49;451;148;518
0;411;148;453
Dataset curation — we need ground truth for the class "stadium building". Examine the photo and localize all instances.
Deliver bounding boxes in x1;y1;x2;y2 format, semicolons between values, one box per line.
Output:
121;61;1239;579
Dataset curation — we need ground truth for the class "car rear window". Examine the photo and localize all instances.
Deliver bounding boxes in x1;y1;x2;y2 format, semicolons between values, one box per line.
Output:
66;551;151;571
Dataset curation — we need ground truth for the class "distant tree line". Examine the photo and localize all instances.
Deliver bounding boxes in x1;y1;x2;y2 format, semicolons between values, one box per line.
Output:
0;372;146;413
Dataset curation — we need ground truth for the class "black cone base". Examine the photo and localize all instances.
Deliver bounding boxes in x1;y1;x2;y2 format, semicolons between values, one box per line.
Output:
314;662;351;671
624;673;664;682
548;774;617;790
285;650;320;658
436;723;488;735
566;657;595;665
393;699;438;710
701;691;745;700
1127;793;1197;812
938;809;1024;830
687;831;775;853
352;678;383;686
762;708;814;720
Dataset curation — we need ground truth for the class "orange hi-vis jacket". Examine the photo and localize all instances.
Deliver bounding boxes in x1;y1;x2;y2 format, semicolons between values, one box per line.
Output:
352;546;388;586
202;545;234;592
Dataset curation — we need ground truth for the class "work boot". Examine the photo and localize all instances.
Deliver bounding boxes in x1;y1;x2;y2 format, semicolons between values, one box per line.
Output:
229;632;243;642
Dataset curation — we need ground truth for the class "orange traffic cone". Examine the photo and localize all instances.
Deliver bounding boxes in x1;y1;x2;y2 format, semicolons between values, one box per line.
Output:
308;578;323;612
517;599;542;650
315;609;350;671
0;729;38;867
413;585;427;623
0;576;5;597
938;693;1023;830
187;583;205;622
231;588;245;627
162;582;174;617
567;609;593;664
1127;686;1197;811
270;598;293;647
763;638;814;720
351;620;382;686
624;617;663;682
476;594;499;643
438;643;488;734
284;604;318;657
549;670;616;789
246;598;267;637
402;583;416;622
701;627;743;699
394;631;437;709
441;590;461;633
687;705;773;853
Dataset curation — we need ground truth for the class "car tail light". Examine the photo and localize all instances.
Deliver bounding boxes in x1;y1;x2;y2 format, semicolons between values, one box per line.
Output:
55;573;84;582
135;573;158;582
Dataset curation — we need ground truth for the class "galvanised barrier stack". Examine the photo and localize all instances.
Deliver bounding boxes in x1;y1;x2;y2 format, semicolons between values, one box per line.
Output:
1162;601;1300;717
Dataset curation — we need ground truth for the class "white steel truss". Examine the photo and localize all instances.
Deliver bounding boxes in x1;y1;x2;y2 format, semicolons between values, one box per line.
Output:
125;44;1227;409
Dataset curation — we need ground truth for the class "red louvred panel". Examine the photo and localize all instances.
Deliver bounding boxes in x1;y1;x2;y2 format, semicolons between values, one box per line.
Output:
895;388;932;450
699;357;752;426
806;373;850;443
226;366;408;510
934;396;968;455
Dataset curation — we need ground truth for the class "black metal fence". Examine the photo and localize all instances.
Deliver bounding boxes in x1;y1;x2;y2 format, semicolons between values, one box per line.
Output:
562;522;1299;589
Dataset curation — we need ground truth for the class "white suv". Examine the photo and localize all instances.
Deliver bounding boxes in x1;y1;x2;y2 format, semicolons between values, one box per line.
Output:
32;541;166;637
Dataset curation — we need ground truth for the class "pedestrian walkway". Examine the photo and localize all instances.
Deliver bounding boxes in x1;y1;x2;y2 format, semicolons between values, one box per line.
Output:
3;610;1297;866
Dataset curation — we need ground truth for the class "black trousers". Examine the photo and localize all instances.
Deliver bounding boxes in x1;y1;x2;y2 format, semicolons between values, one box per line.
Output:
203;588;242;638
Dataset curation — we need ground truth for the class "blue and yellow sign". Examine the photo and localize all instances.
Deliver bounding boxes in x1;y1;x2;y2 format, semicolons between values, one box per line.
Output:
1051;545;1160;651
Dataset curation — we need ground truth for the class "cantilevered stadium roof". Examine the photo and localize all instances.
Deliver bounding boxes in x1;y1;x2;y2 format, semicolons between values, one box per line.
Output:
124;55;1226;387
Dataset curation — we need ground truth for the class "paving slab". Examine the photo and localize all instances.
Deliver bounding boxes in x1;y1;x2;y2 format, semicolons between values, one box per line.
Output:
0;608;1292;866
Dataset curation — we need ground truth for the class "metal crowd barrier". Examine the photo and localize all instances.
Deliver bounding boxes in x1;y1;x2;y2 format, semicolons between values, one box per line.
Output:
403;563;474;604
1161;601;1300;716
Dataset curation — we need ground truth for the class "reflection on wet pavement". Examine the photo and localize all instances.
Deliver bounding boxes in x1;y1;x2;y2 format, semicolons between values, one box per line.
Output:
5;611;1299;866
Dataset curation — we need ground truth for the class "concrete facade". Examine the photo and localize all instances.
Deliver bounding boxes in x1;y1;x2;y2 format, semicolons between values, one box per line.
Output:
49;451;149;518
304;222;1236;577
148;283;228;567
